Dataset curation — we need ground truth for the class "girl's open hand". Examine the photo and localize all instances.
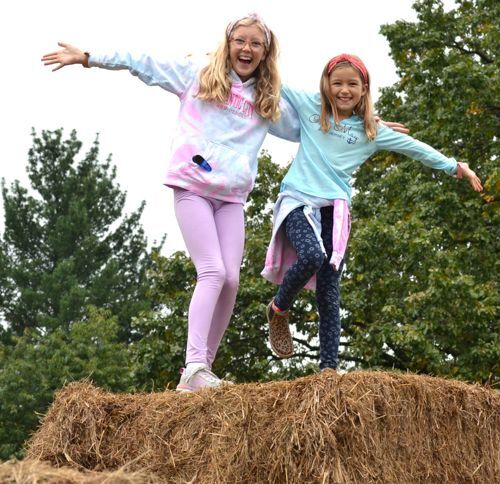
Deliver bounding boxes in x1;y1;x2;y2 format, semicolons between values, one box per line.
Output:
374;116;410;135
41;42;87;71
458;162;483;192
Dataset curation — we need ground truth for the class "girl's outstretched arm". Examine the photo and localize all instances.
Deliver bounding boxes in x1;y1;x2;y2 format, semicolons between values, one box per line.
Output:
457;162;483;192
375;125;483;193
42;42;88;71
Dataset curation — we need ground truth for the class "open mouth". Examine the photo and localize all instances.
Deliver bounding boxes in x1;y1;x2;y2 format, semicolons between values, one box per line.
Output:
238;56;252;65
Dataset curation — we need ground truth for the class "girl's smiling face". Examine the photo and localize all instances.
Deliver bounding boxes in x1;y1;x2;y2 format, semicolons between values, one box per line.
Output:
329;66;367;120
228;24;267;82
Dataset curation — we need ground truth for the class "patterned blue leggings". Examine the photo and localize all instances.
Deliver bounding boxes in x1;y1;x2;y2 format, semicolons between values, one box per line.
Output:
274;206;342;370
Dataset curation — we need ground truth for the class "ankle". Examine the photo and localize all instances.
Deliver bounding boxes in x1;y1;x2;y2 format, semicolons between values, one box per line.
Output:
272;300;288;314
185;362;208;373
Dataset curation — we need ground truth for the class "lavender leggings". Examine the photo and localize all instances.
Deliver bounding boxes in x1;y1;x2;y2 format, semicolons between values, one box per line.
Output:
174;189;245;368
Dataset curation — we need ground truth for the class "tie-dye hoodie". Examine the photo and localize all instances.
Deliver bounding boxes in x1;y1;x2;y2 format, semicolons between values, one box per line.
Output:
88;52;300;203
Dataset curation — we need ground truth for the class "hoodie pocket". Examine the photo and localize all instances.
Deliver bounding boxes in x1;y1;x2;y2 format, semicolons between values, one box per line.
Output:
170;138;253;198
204;141;252;194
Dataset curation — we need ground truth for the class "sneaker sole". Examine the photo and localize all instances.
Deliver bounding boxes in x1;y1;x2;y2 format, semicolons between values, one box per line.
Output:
175;384;194;393
270;340;293;359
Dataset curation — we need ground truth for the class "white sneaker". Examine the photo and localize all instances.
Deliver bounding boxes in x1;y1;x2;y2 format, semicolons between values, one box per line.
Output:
175;363;222;392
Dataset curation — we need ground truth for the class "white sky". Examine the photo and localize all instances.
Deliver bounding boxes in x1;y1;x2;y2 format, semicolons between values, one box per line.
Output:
0;0;455;255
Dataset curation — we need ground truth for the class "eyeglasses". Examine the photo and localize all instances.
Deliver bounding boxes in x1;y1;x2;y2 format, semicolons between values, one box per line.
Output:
230;37;266;51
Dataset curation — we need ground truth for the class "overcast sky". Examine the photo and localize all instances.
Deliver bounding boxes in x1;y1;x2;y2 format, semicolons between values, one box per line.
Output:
1;0;455;255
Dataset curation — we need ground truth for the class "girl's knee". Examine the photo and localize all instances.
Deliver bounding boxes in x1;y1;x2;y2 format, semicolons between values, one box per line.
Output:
299;250;325;272
223;271;240;292
197;264;227;287
197;264;240;293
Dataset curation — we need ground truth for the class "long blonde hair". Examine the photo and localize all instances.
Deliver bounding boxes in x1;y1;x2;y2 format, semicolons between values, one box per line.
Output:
196;17;281;122
319;56;377;140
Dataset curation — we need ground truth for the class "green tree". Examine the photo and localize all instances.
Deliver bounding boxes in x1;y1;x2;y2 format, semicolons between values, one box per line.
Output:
341;0;499;383
0;306;133;460
0;129;155;340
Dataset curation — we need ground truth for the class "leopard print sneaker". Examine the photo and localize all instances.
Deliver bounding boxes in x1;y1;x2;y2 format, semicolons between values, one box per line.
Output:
267;300;293;358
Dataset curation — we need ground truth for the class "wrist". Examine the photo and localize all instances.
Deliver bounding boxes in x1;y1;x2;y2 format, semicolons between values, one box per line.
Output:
82;52;90;68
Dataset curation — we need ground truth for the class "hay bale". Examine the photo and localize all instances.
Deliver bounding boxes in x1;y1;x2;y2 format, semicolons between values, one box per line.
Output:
26;371;499;483
0;459;160;483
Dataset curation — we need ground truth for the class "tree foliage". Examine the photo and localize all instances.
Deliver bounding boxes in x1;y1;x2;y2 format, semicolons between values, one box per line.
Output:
0;129;155;340
0;129;155;459
0;306;133;460
341;0;499;383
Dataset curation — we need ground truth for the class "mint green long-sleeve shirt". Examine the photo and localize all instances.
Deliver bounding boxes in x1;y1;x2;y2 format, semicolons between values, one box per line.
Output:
280;85;457;205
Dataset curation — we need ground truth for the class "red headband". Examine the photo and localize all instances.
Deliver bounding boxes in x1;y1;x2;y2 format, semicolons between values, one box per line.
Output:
327;54;369;84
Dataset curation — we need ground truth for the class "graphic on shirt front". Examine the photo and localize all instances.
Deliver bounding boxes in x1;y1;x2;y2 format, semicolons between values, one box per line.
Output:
218;91;255;119
308;112;359;145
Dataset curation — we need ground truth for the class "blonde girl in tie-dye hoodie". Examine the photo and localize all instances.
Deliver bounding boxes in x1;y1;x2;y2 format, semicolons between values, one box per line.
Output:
42;13;300;392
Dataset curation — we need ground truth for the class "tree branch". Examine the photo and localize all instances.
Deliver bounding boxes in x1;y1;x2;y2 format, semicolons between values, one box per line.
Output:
450;41;493;64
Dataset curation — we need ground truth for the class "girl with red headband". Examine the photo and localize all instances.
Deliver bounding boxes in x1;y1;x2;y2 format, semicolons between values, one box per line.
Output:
262;54;483;370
